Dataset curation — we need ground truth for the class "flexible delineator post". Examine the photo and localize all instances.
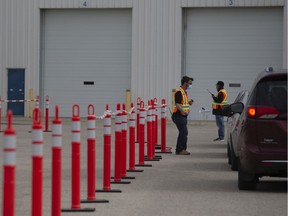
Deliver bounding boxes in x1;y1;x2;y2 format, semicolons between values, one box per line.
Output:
121;104;128;178
51;105;62;216
147;100;153;160
153;98;158;146
61;105;95;212
136;97;141;142
96;105;121;192
157;99;172;154
135;101;152;167
81;105;109;203
103;104;111;190
71;105;81;209
2;110;16;216
129;103;136;170
127;103;144;172
114;103;122;182
139;101;145;165
120;104;135;179
32;108;43;216
145;100;160;162
44;95;50;132
151;100;156;158
151;100;163;159
87;105;96;200
111;104;131;184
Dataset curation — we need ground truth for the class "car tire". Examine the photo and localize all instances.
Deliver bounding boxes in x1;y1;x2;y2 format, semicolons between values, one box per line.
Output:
230;145;238;171
238;160;256;190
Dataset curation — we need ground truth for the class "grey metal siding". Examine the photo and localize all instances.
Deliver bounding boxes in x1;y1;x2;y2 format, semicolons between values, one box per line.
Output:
0;0;286;117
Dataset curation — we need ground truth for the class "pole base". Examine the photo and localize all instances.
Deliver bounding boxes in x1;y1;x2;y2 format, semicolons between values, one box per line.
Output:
135;164;152;167
122;176;135;179
111;176;135;180
145;155;162;159
96;189;122;193
156;151;172;154
144;158;160;161
111;180;131;184
61;207;95;212
81;199;109;203
127;169;144;172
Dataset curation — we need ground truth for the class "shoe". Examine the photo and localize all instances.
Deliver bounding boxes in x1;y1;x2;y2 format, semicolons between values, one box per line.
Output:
178;150;191;155
213;137;225;142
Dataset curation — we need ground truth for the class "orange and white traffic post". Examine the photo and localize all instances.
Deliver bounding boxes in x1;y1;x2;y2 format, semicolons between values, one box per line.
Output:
2;110;16;216
136;101;152;167
44;95;51;132
81;105;108;203
111;103;130;184
62;105;95;213
120;104;135;179
31;108;43;216
145;100;160;162
156;99;172;154
51;105;62;216
96;105;122;193
127;103;143;173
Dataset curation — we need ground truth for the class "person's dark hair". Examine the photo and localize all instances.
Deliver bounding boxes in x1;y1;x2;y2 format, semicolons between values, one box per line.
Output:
181;76;194;85
216;81;224;88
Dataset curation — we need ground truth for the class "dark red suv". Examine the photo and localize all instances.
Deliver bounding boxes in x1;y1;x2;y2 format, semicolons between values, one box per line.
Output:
225;68;287;190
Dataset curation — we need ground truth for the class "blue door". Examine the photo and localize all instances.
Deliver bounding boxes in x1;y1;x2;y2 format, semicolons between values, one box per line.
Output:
7;69;25;115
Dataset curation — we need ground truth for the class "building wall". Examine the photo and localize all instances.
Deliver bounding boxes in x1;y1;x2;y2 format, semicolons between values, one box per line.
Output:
0;0;287;116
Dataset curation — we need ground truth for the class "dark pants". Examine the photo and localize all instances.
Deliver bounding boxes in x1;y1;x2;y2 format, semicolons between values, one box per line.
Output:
172;114;188;153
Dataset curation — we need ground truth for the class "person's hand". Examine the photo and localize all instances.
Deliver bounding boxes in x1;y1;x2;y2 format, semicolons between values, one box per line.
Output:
181;110;188;116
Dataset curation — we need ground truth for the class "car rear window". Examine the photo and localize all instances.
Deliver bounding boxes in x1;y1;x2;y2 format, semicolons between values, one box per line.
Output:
255;79;287;114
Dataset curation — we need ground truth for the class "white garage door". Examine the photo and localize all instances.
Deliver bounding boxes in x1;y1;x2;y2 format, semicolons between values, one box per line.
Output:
184;7;283;120
42;9;132;117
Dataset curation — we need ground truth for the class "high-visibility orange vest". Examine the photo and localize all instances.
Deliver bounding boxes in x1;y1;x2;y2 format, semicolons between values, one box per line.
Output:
173;87;190;113
212;89;228;110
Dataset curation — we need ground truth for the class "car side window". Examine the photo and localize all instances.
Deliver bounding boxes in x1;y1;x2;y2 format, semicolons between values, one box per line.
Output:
256;80;287;114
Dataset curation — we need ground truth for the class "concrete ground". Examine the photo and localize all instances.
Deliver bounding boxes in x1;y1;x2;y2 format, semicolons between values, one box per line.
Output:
0;117;287;216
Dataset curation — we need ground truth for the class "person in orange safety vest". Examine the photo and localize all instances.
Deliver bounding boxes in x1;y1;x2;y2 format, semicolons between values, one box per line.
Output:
211;81;228;141
172;76;194;155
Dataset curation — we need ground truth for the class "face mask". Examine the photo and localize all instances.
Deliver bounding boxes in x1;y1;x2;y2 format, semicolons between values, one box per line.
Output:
187;84;192;89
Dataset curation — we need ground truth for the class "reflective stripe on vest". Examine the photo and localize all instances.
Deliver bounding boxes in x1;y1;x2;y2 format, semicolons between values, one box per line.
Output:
173;88;190;113
212;89;228;110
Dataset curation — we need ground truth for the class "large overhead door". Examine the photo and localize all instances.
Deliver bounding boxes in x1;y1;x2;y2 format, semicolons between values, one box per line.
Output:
184;7;283;120
42;9;132;117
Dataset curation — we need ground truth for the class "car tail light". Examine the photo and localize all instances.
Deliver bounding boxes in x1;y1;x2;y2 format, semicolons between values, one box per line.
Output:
247;106;280;119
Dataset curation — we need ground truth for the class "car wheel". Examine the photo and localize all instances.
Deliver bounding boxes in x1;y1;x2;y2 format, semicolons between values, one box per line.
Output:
230;146;238;171
238;160;256;190
227;144;231;165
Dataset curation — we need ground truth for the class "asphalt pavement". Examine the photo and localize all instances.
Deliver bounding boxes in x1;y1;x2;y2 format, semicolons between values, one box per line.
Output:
0;117;287;216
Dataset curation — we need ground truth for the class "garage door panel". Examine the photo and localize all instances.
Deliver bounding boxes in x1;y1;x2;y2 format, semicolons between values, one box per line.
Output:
185;7;283;120
42;9;132;117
